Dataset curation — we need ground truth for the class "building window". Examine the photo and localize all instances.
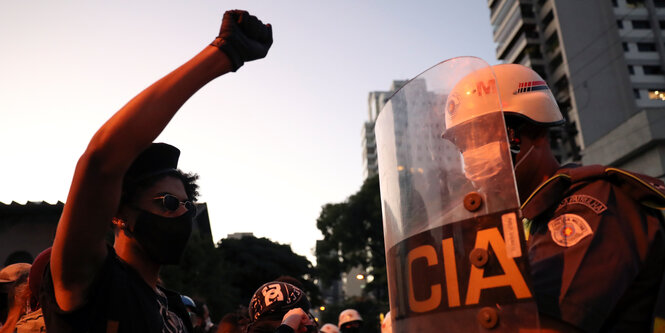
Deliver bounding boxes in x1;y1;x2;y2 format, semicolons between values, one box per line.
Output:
643;65;664;75
623;42;629;52
648;89;665;100
627;0;646;8
515;50;527;64
543;10;555;28
628;65;634;74
632;20;651;29
617;20;624;29
637;42;657;51
521;4;535;18
634;88;641;99
546;31;560;54
526;44;543;59
490;0;501;17
525;24;539;38
549;54;563;72
554;75;569;93
533;65;547;79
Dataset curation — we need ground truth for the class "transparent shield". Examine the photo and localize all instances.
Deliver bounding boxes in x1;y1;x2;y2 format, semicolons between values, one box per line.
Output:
376;57;539;332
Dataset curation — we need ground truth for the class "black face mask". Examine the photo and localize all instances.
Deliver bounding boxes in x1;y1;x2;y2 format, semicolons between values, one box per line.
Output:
341;327;361;333
341;322;362;333
132;207;195;265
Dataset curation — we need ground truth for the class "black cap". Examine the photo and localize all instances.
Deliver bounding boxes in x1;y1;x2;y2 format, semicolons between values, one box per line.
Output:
124;143;180;185
248;282;310;322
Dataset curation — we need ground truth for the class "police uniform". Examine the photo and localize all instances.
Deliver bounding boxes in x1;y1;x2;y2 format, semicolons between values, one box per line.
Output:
522;164;665;332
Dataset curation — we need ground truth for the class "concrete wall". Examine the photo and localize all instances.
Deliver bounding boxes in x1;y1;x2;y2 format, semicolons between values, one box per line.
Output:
554;0;638;147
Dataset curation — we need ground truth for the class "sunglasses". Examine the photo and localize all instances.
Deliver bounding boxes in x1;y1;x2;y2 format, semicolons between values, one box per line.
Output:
153;194;195;212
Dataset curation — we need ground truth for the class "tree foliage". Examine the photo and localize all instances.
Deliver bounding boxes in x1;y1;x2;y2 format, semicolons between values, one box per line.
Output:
315;175;388;302
160;233;319;323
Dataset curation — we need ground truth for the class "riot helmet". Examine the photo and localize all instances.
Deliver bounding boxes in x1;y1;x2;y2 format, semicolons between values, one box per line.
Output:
338;309;362;333
320;323;340;333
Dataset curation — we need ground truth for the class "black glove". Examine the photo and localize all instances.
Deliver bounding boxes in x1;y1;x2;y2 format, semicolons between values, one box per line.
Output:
211;10;273;72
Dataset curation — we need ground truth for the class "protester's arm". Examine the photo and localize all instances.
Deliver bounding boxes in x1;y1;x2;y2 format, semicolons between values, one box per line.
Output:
50;10;272;311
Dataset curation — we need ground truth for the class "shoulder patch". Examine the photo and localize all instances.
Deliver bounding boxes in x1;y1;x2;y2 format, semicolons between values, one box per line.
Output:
548;214;593;247
556;194;607;214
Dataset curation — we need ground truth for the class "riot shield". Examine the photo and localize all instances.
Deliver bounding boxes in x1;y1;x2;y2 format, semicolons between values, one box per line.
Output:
376;57;539;332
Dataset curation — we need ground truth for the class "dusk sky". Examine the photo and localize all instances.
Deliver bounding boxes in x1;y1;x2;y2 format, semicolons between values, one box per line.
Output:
0;1;500;261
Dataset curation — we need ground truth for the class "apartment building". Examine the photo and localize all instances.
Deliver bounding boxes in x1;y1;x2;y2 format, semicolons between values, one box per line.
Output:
488;0;665;179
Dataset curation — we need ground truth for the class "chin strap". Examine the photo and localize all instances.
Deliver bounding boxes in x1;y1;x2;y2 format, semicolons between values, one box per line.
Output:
513;145;535;171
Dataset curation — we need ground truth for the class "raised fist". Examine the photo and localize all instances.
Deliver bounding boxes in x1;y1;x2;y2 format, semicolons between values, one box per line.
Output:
211;10;273;71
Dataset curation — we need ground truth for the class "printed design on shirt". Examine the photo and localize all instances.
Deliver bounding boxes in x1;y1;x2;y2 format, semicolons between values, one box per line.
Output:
155;289;185;333
548;213;593;247
556;194;607;214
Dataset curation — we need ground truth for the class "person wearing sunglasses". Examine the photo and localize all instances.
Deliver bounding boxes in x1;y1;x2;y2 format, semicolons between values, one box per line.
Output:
39;9;273;333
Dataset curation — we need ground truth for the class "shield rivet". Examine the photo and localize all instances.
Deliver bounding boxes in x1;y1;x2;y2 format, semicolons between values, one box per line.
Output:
477;307;499;329
469;248;489;268
464;192;483;212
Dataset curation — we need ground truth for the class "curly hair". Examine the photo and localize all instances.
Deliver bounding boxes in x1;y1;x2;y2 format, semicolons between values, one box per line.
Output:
120;169;200;206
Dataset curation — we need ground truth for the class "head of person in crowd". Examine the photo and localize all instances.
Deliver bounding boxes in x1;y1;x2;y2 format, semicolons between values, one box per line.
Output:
319;323;339;333
28;247;51;311
217;310;249;333
380;311;391;333
181;295;198;324
247;281;316;333
337;309;362;333
111;143;199;266
0;263;31;326
192;299;215;333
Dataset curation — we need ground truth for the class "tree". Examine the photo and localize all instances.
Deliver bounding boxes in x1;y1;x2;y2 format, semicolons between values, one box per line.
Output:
216;236;321;309
160;233;319;323
315;175;388;303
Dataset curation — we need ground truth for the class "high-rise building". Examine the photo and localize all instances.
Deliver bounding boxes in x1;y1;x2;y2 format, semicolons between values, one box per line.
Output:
363;81;407;179
488;0;665;180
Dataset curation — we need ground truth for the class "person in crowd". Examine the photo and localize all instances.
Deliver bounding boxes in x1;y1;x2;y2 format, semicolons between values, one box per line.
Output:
337;309;362;333
380;311;390;333
318;323;339;333
0;263;31;332
446;63;665;331
216;310;248;333
13;247;51;333
182;295;199;327
247;281;317;333
39;9;272;333
192;299;215;333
